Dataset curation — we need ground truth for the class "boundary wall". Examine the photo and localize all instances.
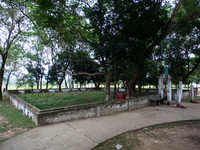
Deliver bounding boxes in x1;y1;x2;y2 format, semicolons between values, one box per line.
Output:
5;89;159;126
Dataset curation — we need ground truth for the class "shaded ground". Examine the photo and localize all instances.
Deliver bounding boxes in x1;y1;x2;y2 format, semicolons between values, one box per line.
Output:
93;120;200;150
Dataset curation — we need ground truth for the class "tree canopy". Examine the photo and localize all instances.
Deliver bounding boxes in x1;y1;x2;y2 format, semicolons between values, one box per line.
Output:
0;0;199;100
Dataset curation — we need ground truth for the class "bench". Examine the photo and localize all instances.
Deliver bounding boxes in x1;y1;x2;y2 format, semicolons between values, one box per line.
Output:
150;98;164;107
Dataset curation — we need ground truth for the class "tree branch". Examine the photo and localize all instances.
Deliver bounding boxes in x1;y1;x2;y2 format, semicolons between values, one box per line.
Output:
51;54;105;76
166;9;200;35
149;2;200;50
168;0;184;26
183;58;200;83
58;39;102;68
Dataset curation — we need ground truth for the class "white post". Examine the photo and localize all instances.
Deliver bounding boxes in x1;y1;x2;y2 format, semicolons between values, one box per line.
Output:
179;81;183;100
167;75;171;105
190;86;194;101
177;88;181;104
158;75;163;98
158;77;161;97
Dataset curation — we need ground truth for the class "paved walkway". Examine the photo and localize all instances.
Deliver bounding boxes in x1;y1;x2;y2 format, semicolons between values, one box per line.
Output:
0;102;200;150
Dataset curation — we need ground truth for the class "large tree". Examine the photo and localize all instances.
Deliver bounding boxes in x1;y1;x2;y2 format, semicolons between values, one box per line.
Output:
4;43;23;90
0;2;28;100
8;0;200;100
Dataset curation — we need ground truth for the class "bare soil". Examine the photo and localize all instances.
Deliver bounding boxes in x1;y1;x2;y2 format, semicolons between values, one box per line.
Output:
0;115;27;141
135;123;200;150
94;121;200;150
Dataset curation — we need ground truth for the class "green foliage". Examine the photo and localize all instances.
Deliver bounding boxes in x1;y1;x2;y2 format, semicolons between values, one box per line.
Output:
16;73;35;89
156;10;200;84
84;0;169;82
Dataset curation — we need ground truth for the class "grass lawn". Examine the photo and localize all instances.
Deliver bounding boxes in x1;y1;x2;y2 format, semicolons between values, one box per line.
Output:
0;94;36;142
17;91;115;110
16;91;156;110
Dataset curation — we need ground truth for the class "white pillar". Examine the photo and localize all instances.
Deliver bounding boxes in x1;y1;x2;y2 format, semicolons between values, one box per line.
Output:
158;75;163;98
177;88;181;104
167;75;171;104
179;81;183;100
190;86;194;101
158;77;161;97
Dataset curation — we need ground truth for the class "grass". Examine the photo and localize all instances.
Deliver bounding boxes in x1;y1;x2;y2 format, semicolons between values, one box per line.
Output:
17;91;114;110
92;120;200;150
16;91;157;110
182;95;200;103
0;93;36;142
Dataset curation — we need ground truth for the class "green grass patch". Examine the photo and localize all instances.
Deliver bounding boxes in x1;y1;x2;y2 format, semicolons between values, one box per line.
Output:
182;95;200;103
16;91;156;110
17;91;115;110
0;94;36;142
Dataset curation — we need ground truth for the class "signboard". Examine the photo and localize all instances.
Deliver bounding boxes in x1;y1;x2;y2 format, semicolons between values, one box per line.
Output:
164;66;168;75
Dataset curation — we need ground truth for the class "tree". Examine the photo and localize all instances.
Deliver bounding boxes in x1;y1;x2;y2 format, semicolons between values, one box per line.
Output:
9;0;200;100
25;39;47;89
156;1;200;84
4;43;23;90
16;73;35;90
0;2;28;100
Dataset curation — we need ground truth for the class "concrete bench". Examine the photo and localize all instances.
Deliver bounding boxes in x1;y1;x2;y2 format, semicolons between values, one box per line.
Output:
150;98;164;107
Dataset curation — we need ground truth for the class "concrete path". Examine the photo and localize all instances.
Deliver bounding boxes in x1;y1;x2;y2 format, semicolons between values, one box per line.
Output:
0;102;200;150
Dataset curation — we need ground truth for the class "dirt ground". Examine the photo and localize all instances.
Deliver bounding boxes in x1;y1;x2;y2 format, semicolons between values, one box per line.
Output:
135;123;200;150
94;121;200;150
0;115;27;141
1;116;200;150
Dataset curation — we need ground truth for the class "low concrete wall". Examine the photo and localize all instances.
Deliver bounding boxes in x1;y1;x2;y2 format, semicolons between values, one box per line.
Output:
172;90;190;100
5;91;40;125
6;90;160;126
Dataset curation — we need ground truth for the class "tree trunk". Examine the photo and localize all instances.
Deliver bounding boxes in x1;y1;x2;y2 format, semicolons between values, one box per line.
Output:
46;81;48;89
0;60;6;101
138;76;141;96
113;69;117;100
6;72;12;90
132;83;136;96
58;82;62;92
105;70;111;101
36;77;39;89
126;71;141;99
117;83;119;92
40;76;42;90
65;79;68;88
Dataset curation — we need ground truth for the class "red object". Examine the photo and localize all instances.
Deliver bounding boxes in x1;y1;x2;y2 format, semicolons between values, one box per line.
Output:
177;104;186;108
116;94;126;100
194;88;198;95
164;88;167;97
190;100;198;103
167;102;171;105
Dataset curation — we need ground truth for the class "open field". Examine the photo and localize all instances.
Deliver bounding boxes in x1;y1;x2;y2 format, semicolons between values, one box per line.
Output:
16;91;156;110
